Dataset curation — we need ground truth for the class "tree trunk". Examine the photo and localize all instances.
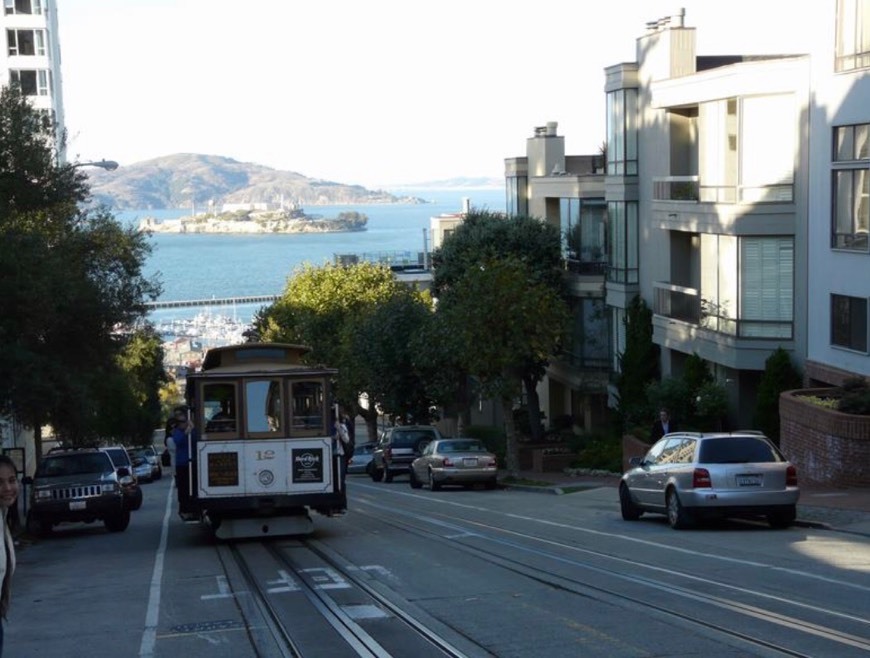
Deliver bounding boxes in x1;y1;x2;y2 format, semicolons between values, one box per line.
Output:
502;396;520;477
522;374;544;441
34;422;43;464
358;406;380;442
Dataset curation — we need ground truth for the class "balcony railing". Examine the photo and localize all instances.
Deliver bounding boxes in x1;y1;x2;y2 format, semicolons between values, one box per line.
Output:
565;258;608;275
653;176;794;203
653;282;700;324
653;281;793;339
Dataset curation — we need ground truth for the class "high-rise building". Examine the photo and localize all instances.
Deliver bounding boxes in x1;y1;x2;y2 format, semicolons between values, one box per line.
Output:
1;0;65;159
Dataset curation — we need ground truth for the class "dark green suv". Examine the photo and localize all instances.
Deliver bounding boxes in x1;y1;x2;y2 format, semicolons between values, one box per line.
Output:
24;449;134;536
369;425;442;482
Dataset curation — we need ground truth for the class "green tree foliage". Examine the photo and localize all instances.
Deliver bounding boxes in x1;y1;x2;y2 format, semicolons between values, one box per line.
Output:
343;290;438;425
0;86;161;456
753;347;802;442
616;296;659;431
432;210;565;439
438;257;569;475
255;261;425;440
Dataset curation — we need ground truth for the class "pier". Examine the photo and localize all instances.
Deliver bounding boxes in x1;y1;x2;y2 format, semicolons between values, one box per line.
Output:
146;295;279;310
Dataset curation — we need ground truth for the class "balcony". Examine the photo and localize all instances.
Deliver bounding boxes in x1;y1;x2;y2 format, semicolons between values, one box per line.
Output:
653;176;794;204
654;281;793;340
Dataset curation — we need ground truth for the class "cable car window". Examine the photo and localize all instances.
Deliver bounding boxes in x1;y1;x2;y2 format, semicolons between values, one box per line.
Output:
246;379;283;434
291;381;324;432
203;382;238;434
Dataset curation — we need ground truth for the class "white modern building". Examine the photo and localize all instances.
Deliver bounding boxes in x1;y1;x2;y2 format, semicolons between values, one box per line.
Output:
1;0;66;158
507;2;869;430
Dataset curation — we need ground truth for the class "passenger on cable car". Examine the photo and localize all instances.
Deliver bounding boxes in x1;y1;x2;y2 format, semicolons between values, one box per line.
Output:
170;406;198;521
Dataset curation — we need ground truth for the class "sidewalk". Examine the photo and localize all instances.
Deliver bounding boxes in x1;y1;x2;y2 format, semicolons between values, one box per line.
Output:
500;469;870;537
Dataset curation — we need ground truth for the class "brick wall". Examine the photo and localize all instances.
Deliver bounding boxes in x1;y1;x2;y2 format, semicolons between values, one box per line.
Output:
622;435;651;473
780;389;870;487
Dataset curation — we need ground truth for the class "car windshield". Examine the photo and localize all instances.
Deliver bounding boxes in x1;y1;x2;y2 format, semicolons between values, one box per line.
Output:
104;448;131;466
698;437;781;464
37;453;111;477
392;430;436;448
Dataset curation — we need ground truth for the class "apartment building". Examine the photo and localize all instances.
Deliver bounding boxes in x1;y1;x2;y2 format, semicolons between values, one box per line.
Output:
805;0;870;387
505;123;611;432
507;4;870;431
1;0;65;158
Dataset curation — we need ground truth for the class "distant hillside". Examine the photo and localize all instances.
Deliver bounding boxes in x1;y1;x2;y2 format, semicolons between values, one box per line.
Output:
83;153;426;210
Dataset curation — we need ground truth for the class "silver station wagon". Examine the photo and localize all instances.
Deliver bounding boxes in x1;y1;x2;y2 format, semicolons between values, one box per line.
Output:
620;431;799;529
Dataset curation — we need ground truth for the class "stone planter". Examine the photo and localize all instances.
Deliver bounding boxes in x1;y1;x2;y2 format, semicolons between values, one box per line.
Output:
779;388;870;487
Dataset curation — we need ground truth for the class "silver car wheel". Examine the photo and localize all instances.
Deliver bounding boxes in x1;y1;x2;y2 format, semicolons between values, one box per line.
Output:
428;469;441;491
666;489;692;529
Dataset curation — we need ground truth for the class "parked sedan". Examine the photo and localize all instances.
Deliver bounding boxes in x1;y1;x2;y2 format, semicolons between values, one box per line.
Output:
619;431;799;529
409;438;498;490
347;442;375;475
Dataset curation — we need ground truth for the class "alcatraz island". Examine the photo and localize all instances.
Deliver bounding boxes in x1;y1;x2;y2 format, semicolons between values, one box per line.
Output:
139;205;368;234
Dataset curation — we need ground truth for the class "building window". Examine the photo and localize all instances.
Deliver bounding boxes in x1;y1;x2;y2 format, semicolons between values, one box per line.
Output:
506;175;528;217
739;237;793;339
606;88;638;175
562;298;609;369
561;198;606;274
3;0;43;14
7;29;45;56
831;294;868;351
836;0;870;72
606;201;638;284
832;123;870;251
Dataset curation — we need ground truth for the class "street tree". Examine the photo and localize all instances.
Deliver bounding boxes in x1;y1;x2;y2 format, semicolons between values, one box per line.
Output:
0;85;161;457
256;261;423;439
343;290;439;434
432;210;565;440
438;257;569;475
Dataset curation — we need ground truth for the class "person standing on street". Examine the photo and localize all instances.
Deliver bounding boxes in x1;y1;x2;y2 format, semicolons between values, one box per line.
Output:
0;454;19;657
650;408;678;442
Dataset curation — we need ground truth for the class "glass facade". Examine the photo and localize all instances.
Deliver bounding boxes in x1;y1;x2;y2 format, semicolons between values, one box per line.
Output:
561;198;607;274
606;201;638;283
506;176;528;217
606;89;638;175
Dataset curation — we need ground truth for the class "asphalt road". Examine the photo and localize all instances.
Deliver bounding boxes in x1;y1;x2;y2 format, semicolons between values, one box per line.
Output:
7;474;870;657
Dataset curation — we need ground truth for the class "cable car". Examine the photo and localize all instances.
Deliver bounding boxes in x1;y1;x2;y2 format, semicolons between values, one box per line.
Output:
180;343;345;539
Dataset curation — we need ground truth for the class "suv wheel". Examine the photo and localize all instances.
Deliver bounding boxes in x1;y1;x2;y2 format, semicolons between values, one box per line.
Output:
384;468;394;483
26;513;52;538
104;510;131;533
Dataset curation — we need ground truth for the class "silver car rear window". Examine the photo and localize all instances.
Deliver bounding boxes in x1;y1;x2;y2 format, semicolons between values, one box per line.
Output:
698;437;781;464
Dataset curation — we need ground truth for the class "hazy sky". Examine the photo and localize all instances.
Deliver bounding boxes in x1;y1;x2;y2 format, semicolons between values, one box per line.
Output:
57;0;815;188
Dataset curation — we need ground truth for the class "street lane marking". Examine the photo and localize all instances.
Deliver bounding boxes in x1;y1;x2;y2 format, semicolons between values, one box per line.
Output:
138;480;175;657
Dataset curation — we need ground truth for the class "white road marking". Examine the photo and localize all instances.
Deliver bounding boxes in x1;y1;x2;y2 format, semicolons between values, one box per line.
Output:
138;480;176;656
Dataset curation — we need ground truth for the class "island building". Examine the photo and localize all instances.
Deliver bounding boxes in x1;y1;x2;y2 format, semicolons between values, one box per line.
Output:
503;3;870;449
0;0;65;158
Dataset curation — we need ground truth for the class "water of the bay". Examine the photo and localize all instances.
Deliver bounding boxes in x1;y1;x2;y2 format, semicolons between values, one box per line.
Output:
119;188;506;326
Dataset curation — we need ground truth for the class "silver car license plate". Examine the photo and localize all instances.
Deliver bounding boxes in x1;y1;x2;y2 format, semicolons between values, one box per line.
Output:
69;501;86;510
463;458;478;467
736;474;762;486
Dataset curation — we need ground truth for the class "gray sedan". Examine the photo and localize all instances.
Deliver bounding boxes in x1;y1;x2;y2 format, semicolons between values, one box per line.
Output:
410;439;498;490
620;431;800;529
